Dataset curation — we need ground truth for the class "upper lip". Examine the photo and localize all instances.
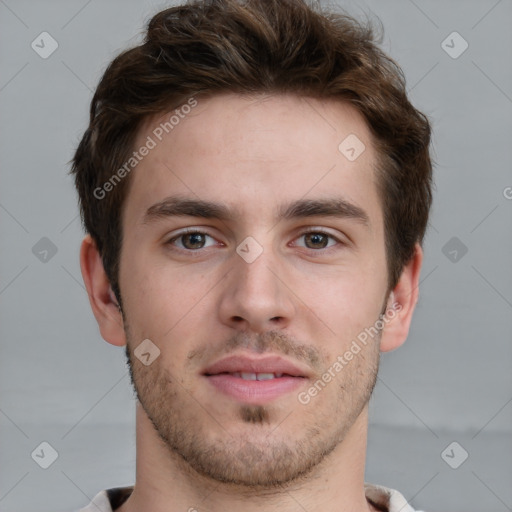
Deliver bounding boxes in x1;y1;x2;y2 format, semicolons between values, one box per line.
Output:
202;354;309;378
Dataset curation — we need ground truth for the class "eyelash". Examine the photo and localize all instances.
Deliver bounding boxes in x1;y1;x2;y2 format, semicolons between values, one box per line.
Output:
166;228;344;254
166;229;219;252
292;229;342;253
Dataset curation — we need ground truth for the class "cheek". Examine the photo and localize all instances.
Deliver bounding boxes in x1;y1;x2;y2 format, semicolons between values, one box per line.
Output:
121;259;214;355
122;254;186;316
308;267;387;348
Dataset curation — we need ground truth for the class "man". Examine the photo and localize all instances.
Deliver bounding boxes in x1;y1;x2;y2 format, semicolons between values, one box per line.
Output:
72;0;432;510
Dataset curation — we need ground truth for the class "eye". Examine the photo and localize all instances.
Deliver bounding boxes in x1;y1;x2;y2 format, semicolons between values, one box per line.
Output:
167;230;217;250
294;230;340;250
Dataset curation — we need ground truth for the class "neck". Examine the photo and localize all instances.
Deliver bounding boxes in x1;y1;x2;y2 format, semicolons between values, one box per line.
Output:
117;402;375;512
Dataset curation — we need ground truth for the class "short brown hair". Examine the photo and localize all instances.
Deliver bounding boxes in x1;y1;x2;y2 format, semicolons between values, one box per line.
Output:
71;0;432;302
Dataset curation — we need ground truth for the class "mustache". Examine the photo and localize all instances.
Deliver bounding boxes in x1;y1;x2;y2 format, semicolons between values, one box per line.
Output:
186;330;324;371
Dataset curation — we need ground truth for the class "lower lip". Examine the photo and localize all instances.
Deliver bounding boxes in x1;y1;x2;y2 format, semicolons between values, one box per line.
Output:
205;374;305;404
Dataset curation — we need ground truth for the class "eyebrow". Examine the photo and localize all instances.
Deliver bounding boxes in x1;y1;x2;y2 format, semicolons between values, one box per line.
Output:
143;195;370;227
143;196;236;223
278;198;369;226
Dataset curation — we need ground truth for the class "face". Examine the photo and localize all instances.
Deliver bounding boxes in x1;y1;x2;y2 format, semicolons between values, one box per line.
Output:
118;93;390;487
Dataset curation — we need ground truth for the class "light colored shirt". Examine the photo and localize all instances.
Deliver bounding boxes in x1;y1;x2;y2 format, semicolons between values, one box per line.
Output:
76;483;424;511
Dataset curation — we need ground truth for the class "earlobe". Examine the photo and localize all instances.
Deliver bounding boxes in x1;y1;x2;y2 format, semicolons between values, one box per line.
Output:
380;243;423;353
79;235;126;347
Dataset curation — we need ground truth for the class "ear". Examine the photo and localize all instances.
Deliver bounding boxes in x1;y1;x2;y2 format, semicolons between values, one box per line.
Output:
380;243;423;353
79;234;126;347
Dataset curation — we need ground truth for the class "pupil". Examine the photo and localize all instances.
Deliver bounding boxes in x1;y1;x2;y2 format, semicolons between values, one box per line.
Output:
306;233;327;248
185;233;204;249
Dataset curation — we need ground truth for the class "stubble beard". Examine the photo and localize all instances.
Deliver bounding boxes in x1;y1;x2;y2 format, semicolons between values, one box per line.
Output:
124;326;380;489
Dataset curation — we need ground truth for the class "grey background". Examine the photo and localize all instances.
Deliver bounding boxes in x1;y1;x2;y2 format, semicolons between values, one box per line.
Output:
1;0;511;511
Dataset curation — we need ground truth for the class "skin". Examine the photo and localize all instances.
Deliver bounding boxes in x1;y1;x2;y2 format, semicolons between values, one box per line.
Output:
80;93;423;512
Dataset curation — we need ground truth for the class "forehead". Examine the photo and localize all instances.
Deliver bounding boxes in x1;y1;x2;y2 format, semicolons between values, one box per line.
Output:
125;93;381;228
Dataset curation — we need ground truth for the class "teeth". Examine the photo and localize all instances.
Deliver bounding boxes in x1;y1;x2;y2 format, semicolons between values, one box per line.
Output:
240;372;257;380
256;373;275;381
236;372;284;381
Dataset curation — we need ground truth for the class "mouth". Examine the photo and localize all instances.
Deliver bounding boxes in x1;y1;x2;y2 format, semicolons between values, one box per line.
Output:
202;354;309;404
223;372;290;380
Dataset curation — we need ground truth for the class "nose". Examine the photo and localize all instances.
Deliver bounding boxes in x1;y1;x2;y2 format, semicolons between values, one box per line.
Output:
217;245;296;333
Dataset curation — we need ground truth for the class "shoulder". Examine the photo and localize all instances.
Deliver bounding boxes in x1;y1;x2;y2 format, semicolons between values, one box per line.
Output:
365;483;425;512
75;486;134;512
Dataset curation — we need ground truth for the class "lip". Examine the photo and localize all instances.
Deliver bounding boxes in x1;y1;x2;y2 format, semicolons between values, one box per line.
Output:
202;354;309;378
202;354;310;405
